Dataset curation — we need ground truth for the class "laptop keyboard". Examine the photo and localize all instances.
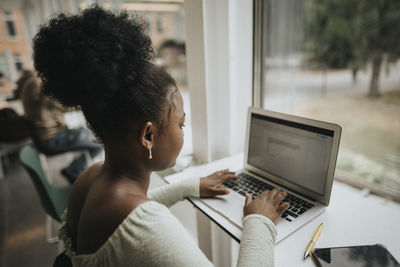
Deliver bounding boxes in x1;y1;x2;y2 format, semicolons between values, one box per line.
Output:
223;173;314;222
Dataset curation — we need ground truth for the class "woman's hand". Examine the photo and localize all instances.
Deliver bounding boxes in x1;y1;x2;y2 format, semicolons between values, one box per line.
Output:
243;189;290;224
200;169;237;198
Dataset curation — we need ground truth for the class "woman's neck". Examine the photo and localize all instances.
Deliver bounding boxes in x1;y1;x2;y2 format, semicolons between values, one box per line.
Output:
102;143;150;195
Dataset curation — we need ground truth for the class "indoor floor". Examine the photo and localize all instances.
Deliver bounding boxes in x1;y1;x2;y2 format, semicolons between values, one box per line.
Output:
0;152;58;267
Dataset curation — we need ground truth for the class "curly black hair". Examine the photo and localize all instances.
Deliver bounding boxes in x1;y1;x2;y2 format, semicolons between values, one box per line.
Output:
33;6;177;142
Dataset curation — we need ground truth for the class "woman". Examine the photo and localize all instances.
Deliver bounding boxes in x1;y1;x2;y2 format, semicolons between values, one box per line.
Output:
34;6;290;266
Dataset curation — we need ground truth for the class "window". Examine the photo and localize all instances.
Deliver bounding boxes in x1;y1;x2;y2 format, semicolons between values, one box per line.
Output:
143;13;152;35
254;0;400;199
0;55;7;87
3;11;18;39
14;54;24;73
0;55;7;77
156;14;164;34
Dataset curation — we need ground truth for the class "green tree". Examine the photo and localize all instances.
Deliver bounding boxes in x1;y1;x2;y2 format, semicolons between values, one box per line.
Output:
307;0;400;97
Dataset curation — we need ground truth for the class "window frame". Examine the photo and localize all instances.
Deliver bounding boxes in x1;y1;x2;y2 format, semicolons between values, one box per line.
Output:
252;0;263;108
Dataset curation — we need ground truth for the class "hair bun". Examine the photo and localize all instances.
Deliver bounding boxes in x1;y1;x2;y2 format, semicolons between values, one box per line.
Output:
33;6;153;107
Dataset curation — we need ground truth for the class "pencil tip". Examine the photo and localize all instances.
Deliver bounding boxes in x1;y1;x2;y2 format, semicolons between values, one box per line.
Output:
304;252;309;260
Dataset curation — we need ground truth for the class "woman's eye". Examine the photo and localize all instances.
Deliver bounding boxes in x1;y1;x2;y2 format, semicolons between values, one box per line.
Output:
180;124;186;129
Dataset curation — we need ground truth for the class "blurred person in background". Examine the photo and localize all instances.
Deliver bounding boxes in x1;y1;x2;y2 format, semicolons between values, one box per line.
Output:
18;70;102;183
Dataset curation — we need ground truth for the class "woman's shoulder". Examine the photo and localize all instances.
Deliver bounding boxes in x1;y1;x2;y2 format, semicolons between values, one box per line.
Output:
71;162;103;197
72;168;153;254
67;163;104;225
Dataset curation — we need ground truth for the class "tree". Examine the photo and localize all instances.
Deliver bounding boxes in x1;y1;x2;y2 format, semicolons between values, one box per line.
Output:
307;0;400;97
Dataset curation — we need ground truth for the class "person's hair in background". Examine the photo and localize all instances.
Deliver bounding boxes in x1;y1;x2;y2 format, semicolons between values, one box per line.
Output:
33;6;177;144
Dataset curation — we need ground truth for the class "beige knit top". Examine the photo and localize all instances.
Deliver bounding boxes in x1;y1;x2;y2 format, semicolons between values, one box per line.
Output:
58;178;277;266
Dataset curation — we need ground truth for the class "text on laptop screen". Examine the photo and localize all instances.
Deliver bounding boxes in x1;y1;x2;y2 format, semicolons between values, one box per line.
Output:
248;114;334;196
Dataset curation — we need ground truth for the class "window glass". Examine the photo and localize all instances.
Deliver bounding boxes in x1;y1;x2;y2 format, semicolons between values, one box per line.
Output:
0;55;8;77
0;55;7;88
259;0;400;197
14;54;24;73
156;14;164;34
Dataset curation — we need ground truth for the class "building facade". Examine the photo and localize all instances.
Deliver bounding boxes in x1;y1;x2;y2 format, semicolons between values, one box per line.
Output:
0;9;32;94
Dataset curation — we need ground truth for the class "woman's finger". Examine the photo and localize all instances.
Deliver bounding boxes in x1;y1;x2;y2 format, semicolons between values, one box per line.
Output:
212;187;230;195
268;188;279;200
218;173;238;183
277;201;290;216
215;169;229;175
274;191;287;203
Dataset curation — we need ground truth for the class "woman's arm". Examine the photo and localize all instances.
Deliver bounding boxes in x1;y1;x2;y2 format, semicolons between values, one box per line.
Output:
148;169;237;207
237;215;277;266
148;177;200;207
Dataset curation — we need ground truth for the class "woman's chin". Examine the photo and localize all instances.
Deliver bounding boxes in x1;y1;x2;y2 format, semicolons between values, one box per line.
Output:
154;160;176;172
167;160;177;169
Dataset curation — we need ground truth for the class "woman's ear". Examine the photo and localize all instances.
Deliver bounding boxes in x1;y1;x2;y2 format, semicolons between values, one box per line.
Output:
139;122;154;149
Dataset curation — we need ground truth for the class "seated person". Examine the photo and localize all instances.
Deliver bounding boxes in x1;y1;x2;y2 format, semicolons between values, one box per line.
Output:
19;70;102;183
33;6;290;266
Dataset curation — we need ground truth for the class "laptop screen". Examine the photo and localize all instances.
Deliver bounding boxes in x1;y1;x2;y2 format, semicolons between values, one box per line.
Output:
248;113;334;196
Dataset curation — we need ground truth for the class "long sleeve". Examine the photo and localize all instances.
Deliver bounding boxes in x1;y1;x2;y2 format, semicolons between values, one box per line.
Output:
148;177;200;207
237;214;277;267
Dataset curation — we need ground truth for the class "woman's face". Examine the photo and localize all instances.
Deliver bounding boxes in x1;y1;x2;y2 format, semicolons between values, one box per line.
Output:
151;90;185;170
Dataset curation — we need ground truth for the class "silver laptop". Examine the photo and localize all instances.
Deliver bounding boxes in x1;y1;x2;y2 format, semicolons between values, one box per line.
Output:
200;107;341;243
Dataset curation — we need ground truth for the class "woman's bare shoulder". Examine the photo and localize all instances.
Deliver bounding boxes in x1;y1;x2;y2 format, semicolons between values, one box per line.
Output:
66;163;104;243
68;163;104;211
68;165;150;254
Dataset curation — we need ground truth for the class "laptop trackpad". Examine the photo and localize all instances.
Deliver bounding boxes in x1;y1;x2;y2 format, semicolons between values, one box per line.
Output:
200;193;245;228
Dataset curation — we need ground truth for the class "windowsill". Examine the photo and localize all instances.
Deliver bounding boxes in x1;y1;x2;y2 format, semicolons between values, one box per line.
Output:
335;174;400;203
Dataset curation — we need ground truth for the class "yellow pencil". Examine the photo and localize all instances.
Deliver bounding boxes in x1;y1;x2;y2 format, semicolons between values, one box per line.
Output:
304;223;324;259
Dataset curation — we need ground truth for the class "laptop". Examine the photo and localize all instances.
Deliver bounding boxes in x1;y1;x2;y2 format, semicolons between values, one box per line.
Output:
199;107;341;243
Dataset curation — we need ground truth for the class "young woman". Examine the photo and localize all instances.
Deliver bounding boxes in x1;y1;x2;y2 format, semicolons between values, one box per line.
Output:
33;6;290;266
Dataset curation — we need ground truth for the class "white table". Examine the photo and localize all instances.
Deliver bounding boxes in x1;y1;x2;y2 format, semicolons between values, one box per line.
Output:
166;154;400;266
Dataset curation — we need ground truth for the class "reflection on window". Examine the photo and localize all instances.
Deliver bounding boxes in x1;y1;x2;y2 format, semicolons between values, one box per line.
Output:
3;11;18;38
258;0;400;199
